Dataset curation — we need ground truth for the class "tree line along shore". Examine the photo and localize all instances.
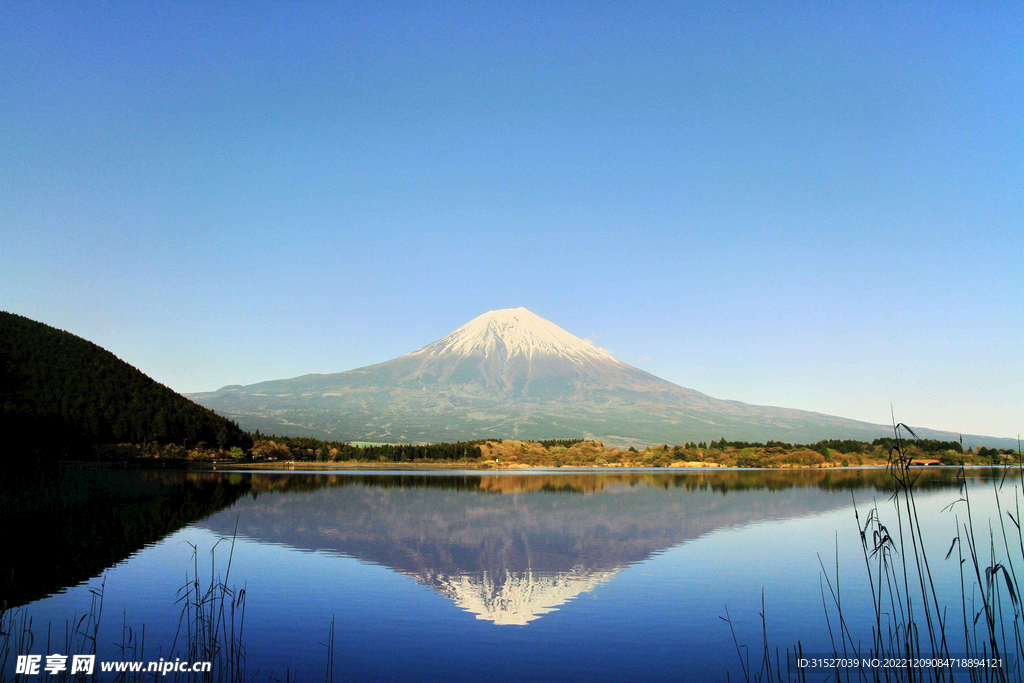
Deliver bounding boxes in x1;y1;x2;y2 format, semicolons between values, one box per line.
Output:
85;435;1018;469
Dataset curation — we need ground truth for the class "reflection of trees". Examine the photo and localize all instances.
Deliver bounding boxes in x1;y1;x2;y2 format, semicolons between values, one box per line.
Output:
2;467;251;607
284;468;991;495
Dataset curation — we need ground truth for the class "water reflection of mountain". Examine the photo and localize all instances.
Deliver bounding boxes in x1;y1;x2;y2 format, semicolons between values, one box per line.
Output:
2;468;324;607
197;470;951;625
4;467;982;615
2;467;251;607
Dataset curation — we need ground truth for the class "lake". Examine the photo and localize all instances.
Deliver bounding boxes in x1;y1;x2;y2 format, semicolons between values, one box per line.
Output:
3;466;1019;681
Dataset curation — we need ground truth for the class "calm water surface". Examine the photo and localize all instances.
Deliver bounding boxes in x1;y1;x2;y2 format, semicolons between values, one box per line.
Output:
4;467;1016;681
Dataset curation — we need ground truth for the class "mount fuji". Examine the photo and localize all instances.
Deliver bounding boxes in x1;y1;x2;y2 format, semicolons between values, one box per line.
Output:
190;307;1004;447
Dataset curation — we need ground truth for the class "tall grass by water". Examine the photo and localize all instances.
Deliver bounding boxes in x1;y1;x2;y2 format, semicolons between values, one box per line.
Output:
725;424;1024;683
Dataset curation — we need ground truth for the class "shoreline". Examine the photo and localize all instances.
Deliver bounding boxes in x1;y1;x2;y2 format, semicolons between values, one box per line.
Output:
195;459;936;472
70;436;1006;471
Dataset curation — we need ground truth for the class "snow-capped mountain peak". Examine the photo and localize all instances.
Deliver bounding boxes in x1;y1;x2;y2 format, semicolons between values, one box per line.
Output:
412;307;618;365
191;307;1003;448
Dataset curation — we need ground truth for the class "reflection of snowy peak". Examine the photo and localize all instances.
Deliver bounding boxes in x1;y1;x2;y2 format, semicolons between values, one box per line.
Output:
198;473;867;625
426;567;618;625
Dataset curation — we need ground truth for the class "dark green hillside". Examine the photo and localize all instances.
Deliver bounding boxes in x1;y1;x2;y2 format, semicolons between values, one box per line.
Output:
0;312;250;453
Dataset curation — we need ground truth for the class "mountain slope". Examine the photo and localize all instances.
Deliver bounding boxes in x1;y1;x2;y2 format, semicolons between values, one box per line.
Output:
190;307;1011;448
1;312;250;451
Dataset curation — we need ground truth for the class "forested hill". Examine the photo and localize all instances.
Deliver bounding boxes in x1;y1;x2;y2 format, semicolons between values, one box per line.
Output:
0;312;250;452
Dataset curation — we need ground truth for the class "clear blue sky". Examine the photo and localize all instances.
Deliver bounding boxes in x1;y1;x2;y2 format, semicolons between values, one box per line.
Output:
2;2;1021;437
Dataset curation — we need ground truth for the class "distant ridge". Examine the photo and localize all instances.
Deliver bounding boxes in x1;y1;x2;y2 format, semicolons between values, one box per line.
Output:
190;308;1014;448
1;312;250;452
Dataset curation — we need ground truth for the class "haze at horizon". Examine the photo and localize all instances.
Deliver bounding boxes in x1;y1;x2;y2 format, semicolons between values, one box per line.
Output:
1;2;1021;437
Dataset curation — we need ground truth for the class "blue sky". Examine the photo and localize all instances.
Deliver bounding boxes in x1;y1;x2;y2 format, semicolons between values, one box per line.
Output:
2;2;1021;437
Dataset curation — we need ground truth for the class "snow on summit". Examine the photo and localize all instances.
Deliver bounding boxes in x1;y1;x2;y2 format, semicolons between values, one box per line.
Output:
411;307;618;365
